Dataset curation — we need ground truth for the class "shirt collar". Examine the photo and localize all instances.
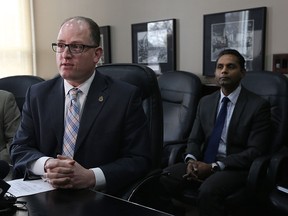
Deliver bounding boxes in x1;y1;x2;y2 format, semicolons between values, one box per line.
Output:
64;71;95;96
220;85;241;105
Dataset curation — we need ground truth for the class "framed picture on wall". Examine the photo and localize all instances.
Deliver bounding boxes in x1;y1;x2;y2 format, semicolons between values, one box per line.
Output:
98;26;111;66
131;19;176;75
203;7;267;76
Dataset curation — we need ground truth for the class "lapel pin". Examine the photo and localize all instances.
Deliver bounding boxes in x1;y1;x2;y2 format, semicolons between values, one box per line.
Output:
98;96;104;102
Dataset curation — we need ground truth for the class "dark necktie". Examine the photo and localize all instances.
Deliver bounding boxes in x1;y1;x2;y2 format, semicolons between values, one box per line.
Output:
203;97;230;163
62;88;81;158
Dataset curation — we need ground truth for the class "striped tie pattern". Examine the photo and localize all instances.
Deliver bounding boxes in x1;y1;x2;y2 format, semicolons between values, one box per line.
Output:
62;88;81;158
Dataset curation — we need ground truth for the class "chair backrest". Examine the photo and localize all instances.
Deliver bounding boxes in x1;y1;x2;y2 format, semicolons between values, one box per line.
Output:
0;75;45;112
158;71;202;167
97;63;163;169
241;71;288;153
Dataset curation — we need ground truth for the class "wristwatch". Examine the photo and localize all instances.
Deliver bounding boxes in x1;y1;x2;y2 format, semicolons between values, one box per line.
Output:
211;162;220;172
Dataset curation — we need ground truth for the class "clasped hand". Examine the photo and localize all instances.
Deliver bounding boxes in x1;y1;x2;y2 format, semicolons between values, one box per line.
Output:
43;155;95;189
183;160;213;182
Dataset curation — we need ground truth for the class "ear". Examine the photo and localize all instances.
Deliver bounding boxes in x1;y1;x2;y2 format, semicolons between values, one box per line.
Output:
94;47;103;64
241;69;246;78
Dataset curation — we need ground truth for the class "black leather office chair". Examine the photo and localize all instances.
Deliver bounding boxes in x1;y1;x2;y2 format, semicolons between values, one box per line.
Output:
180;71;288;215
97;63;163;172
266;147;288;215
158;71;202;168
96;64;163;201
225;71;288;215
0;75;45;112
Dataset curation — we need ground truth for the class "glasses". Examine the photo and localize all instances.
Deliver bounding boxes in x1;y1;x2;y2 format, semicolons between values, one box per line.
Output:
52;43;98;54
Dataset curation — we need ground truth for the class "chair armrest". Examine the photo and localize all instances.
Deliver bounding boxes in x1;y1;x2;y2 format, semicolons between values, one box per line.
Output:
246;155;272;194
162;141;187;168
246;148;288;199
269;188;288;214
167;143;187;167
267;148;288;214
267;149;288;188
120;169;163;201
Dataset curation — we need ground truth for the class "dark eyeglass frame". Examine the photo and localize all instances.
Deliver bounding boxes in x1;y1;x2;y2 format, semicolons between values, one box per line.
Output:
51;43;98;54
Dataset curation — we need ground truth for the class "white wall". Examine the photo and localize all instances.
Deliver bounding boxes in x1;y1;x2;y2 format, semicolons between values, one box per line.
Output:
33;0;288;82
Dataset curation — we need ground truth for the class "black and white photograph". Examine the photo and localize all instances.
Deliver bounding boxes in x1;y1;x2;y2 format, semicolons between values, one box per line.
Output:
203;7;266;76
211;20;254;61
137;28;168;64
132;19;176;75
97;26;111;66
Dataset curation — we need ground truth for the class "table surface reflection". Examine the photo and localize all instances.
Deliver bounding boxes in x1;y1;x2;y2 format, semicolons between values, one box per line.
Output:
11;189;172;216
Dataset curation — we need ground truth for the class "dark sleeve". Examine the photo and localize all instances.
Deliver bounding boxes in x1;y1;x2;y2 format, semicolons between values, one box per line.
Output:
100;87;151;194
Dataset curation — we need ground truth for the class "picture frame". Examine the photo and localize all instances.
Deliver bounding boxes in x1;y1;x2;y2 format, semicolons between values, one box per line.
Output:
131;19;176;75
203;7;267;76
98;26;111;65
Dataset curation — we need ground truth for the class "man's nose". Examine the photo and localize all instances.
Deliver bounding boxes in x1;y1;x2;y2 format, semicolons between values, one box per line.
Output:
220;66;228;73
62;46;72;57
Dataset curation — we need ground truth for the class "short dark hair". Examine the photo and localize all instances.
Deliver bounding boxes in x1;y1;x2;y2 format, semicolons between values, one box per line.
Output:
216;49;246;70
61;16;101;47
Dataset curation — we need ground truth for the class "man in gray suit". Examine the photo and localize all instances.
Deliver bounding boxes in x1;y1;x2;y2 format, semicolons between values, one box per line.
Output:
160;49;271;216
0;90;20;163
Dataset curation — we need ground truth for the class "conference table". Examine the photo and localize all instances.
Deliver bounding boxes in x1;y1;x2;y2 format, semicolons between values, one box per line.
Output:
12;189;173;216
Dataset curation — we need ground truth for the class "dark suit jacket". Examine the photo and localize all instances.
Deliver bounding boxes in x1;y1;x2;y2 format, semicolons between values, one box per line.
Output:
186;86;271;169
10;71;151;195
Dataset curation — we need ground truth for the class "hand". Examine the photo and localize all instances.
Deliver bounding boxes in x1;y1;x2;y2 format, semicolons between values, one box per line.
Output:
183;160;213;182
195;161;213;180
43;155;75;187
43;155;95;189
183;160;201;182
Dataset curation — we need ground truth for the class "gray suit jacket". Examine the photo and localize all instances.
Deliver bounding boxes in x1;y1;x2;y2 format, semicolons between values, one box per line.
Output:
186;86;271;170
0;90;20;162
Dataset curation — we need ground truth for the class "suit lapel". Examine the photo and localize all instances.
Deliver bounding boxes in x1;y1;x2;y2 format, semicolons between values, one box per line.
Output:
50;78;65;154
74;72;109;153
207;92;221;129
227;88;248;136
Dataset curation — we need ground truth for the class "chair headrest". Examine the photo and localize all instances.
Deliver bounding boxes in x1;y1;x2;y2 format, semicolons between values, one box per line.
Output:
97;64;158;100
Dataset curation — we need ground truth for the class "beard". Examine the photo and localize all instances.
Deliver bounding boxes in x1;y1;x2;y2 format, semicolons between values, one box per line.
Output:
218;77;232;86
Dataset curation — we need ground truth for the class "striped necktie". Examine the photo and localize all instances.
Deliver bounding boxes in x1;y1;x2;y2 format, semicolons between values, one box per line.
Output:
203;97;230;163
62;88;81;158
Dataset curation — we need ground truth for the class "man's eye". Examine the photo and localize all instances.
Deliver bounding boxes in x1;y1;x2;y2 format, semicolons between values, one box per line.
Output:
228;64;236;69
58;43;65;48
70;44;82;49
